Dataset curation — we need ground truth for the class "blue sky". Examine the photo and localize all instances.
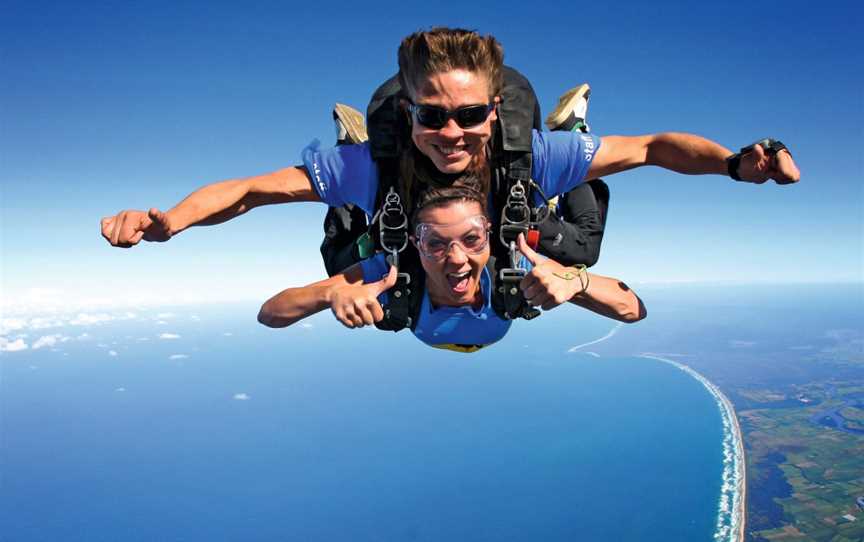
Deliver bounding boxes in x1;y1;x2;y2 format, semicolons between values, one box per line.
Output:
2;0;862;313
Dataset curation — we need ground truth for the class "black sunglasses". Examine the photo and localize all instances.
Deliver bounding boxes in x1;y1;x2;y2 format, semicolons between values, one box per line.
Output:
407;102;496;129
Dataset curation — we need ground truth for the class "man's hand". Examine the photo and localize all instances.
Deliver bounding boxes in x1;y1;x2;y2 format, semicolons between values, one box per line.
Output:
101;208;173;248
517;234;587;311
737;145;800;185
329;265;398;328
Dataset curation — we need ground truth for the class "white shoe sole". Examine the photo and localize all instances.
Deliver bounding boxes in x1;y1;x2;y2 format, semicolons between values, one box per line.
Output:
333;103;368;143
544;84;591;131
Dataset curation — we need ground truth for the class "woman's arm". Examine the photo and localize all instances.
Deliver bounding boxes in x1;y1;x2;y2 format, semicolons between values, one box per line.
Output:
258;263;397;328
567;272;646;323
516;234;645;323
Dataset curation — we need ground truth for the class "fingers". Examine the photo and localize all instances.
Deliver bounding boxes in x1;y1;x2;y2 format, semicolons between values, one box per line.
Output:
101;216;115;242
335;306;364;329
102;210;152;247
519;272;537;294
738;144;770;184
370;299;385;323
335;300;383;328
516;233;542;265
372;265;399;295
772;150;801;185
111;212;130;246
148;208;170;230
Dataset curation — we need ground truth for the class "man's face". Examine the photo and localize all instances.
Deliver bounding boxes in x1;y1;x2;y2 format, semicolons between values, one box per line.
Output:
409;69;498;174
414;200;490;308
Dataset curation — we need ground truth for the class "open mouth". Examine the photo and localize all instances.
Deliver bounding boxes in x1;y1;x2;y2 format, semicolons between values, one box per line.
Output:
446;270;471;293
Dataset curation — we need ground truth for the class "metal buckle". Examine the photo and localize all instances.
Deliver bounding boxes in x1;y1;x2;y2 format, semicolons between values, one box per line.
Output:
378;188;408;261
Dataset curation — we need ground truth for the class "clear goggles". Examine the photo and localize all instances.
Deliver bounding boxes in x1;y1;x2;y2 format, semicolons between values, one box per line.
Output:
414;215;490;261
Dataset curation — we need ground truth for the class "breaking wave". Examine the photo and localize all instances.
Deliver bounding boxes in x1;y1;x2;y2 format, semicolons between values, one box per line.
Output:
639;354;745;542
567;322;624;352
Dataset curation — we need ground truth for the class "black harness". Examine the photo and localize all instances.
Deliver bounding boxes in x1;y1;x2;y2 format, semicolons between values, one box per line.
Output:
365;67;546;332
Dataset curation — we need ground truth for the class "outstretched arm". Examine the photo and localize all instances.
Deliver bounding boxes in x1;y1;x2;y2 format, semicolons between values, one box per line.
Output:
587;133;800;185
101;166;318;247
258;263;398;329
517;234;645;323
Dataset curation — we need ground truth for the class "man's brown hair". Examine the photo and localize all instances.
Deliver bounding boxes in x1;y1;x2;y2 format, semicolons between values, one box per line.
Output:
397;27;504;100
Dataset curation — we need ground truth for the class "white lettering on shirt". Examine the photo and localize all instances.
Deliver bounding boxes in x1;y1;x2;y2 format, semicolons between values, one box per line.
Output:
580;134;595;162
312;161;326;195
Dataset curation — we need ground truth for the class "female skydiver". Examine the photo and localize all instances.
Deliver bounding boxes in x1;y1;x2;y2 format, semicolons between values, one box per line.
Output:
259;181;644;352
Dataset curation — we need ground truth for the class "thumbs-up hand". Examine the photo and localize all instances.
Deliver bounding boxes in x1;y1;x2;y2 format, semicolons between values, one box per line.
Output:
330;265;399;328
517;233;587;311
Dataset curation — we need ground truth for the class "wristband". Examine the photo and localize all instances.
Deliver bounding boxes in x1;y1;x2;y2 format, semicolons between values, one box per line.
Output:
727;138;791;181
726;153;742;181
741;138;790;157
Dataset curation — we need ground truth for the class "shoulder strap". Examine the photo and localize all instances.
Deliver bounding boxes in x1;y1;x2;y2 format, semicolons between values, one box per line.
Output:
487;68;544;322
374;248;425;332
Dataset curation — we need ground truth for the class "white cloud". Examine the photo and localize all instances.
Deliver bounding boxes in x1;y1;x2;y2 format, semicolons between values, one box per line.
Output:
1;338;29;352
156;313;175;319
29;317;66;330
169;354;188;360
77;333;91;340
730;340;756;348
115;387;126;392
159;333;181;340
233;393;250;401
108;350;118;357
1;318;28;335
300;323;313;329
32;334;69;350
70;313;115;326
223;332;233;337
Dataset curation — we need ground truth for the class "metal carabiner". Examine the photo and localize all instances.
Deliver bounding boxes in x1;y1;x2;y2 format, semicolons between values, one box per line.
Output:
378;187;409;256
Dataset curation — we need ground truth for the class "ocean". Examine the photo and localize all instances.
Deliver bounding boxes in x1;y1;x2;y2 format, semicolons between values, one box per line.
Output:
1;304;730;541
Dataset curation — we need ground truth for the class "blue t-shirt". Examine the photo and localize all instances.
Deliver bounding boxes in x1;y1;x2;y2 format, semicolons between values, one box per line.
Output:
361;253;511;353
302;130;601;215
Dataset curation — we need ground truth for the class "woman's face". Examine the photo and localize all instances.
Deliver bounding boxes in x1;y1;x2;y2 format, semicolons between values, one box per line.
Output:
409;69;498;174
414;199;491;309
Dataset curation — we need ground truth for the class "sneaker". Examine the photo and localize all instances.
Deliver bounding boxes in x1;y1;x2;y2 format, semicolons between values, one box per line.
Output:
545;83;591;133
333;103;368;145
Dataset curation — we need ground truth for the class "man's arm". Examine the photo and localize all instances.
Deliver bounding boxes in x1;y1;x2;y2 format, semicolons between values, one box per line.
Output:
587;133;800;184
258;263;397;329
101;166;319;247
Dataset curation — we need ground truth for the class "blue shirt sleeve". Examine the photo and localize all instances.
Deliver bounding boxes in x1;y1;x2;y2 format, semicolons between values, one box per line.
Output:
301;140;379;216
531;130;601;198
359;252;391;305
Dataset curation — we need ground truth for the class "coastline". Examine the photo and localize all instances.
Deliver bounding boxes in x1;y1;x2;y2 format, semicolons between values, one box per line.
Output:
639;354;747;542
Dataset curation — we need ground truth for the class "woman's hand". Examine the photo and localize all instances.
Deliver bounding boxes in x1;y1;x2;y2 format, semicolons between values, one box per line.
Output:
329;265;398;328
516;234;587;311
